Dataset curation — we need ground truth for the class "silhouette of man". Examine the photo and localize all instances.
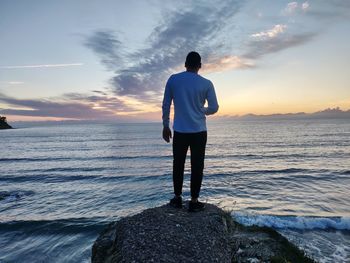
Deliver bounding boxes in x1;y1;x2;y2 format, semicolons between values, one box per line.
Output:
162;51;219;212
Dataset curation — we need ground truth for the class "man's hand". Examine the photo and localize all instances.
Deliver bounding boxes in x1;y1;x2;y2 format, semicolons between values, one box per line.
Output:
162;127;172;143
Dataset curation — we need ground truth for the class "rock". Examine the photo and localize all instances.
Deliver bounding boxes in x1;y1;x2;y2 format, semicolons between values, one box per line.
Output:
0;116;12;129
92;203;315;263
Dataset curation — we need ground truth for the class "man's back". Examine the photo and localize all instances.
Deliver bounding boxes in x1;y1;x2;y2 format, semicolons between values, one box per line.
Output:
162;71;218;133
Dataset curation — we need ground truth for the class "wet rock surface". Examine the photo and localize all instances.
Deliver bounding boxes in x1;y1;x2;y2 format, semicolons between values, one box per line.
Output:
92;202;314;263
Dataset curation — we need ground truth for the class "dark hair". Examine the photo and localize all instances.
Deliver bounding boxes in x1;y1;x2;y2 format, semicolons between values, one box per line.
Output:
185;51;201;68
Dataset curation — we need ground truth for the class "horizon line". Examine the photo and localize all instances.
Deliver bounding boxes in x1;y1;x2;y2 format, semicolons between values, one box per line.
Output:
4;107;349;123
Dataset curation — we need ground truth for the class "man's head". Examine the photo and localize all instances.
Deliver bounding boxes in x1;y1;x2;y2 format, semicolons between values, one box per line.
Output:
185;51;201;71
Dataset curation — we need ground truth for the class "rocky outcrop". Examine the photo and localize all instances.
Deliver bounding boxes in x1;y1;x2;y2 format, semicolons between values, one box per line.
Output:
92;203;315;263
0;116;12;129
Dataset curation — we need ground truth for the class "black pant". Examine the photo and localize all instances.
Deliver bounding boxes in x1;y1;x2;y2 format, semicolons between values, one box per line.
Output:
172;131;207;199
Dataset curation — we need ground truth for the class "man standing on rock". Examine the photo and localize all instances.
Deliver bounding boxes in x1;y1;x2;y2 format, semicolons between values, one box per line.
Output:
162;51;219;212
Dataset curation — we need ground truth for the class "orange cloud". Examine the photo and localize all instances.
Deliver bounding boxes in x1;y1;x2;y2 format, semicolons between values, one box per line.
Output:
202;56;254;73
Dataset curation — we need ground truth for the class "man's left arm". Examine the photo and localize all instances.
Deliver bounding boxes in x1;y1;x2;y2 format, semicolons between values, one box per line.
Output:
204;81;219;115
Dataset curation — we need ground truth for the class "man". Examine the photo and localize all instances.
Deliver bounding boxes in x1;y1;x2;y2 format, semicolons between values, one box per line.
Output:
162;51;219;212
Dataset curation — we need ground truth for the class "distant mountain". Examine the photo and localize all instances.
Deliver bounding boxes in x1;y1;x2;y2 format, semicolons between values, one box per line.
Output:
240;112;307;120
218;107;350;120
310;107;350;118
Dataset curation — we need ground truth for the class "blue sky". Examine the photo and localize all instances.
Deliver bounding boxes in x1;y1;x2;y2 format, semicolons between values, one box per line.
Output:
0;0;349;121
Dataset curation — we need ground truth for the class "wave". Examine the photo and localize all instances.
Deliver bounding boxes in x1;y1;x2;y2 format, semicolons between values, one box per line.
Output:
0;157;72;162
0;174;103;183
0;173;168;183
0;155;171;163
206;168;311;178
0;190;35;202
246;168;307;174
0;218;109;234
206;153;334;160
232;212;350;230
3;152;346;164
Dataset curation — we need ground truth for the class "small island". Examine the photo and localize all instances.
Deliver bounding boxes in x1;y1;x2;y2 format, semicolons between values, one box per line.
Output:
92;203;315;263
0;116;13;129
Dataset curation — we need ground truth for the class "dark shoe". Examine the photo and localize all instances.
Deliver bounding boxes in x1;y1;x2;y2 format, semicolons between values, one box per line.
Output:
169;196;183;208
188;200;205;212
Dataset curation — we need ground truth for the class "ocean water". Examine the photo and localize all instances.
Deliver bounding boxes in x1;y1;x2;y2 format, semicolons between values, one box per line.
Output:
1;119;349;262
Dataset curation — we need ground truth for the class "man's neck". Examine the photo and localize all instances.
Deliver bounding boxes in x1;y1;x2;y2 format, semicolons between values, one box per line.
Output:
186;68;199;74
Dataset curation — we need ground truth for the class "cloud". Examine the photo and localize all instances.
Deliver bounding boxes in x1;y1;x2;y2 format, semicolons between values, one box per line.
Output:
2;1;321;120
84;30;123;70
302;2;309;11
92;90;109;96
282;1;310;15
251;25;287;40
202;56;254;73
0;92;138;119
304;0;350;20
0;0;335;121
0;99;112;119
284;2;299;14
61;92;140;112
85;1;318;108
0;63;83;69
0;81;24;85
85;1;243;103
247;21;316;60
7;81;24;85
245;32;316;59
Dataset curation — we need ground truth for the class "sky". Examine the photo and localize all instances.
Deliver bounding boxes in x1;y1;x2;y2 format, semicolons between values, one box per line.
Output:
0;0;349;121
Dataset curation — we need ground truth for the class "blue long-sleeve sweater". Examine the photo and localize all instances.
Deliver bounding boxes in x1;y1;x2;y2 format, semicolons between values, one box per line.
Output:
162;71;219;133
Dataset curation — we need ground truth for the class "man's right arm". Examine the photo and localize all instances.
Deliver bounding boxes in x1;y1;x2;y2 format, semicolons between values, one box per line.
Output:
162;77;172;128
162;76;173;142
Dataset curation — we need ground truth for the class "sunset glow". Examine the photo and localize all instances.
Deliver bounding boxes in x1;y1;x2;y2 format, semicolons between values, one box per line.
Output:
1;1;349;121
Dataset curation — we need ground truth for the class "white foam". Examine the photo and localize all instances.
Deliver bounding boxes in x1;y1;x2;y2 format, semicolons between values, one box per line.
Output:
232;212;350;230
331;244;348;262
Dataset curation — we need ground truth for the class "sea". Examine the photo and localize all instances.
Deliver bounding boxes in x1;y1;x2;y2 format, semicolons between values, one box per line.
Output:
0;119;349;262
